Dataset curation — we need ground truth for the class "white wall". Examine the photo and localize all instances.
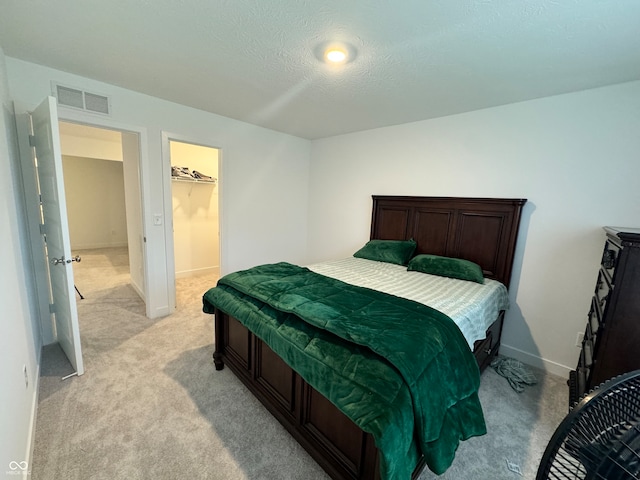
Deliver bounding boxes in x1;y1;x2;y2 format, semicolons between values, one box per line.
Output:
0;47;40;476
62;155;129;250
7;56;311;318
308;81;640;377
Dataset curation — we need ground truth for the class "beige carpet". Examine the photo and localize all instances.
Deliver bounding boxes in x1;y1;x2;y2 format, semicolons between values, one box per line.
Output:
31;247;568;479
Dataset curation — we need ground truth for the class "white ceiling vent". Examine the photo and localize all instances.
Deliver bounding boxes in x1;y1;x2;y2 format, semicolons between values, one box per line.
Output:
54;83;111;115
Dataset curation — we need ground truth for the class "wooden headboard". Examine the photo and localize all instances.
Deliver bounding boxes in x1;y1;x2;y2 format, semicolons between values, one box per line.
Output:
370;196;527;288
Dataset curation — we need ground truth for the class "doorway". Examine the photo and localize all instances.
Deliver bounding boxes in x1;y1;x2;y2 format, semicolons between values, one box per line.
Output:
58;121;146;308
167;139;220;308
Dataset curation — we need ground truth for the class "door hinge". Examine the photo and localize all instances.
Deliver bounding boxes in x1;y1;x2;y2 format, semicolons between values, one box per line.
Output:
39;223;47;235
28;134;36;147
49;303;55;314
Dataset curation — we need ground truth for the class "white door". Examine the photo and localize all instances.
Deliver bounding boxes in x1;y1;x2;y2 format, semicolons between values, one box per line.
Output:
32;96;84;376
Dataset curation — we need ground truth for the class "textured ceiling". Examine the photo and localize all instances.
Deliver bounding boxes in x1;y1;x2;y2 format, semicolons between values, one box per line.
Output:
1;0;639;139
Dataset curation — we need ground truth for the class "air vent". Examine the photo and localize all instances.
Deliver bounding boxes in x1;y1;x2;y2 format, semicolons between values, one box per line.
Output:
54;83;111;115
56;85;84;109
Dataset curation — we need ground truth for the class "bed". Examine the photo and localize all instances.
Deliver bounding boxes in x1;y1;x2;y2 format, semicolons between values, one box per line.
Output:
203;195;526;480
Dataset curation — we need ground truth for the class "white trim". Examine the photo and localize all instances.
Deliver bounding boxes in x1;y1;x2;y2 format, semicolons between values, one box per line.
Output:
175;266;220;279
71;242;128;250
24;362;40;480
499;343;572;379
160;132;176;313
152;305;171;318
130;278;145;302
161;131;223;312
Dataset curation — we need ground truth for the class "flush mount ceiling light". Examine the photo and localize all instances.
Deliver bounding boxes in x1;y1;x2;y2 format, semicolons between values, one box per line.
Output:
325;47;347;64
314;41;357;65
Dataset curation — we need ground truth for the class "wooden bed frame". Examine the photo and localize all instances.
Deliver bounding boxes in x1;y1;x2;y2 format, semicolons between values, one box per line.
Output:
212;196;526;480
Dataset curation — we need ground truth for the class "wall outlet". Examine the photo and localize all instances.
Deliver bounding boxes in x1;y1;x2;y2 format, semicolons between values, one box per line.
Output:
23;364;28;388
575;332;584;348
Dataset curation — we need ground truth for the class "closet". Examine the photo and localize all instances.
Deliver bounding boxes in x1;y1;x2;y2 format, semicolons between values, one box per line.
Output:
170;140;219;279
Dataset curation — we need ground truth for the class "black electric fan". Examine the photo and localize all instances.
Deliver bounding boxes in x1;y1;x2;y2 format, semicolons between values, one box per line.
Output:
537;370;640;480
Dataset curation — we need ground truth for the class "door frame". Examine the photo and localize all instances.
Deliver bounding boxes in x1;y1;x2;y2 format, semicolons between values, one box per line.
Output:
57;110;152;319
161;131;223;312
58;121;147;298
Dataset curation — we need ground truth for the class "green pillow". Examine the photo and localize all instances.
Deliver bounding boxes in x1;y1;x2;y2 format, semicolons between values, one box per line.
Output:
353;239;417;266
407;254;485;284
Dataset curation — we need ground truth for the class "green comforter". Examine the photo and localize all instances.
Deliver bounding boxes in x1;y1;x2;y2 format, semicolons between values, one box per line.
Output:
203;262;486;479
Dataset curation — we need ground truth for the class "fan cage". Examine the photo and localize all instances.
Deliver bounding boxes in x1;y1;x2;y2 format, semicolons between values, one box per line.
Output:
537;370;640;480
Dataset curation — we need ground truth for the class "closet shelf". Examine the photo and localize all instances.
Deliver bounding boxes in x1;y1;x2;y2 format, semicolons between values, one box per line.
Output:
171;177;217;185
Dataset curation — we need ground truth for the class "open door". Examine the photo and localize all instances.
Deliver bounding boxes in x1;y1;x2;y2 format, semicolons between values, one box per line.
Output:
31;96;84;376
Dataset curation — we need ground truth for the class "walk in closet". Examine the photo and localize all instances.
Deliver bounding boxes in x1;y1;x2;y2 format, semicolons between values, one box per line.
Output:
170;140;219;279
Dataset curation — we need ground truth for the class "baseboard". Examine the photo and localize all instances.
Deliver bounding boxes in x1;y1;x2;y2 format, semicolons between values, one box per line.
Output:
151;305;171;319
24;361;41;478
499;344;572;379
175;266;219;279
72;242;128;250
130;279;145;301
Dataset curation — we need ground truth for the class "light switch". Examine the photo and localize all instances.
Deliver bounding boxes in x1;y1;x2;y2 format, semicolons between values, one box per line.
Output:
153;214;163;226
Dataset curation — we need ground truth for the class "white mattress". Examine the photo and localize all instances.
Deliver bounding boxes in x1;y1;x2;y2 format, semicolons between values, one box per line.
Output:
307;257;510;349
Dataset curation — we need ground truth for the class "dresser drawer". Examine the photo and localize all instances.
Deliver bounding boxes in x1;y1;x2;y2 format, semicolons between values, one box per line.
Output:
577;351;592;400
594;269;612;319
568;370;580;407
601;239;620;283
588;297;601;335
595;270;613;311
581;335;594;369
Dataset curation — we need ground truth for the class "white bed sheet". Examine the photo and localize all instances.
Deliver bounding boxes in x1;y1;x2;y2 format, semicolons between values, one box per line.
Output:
307;257;509;349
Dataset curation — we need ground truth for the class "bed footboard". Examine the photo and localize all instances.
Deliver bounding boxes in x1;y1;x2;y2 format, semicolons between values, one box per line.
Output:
214;308;389;480
213;308;499;480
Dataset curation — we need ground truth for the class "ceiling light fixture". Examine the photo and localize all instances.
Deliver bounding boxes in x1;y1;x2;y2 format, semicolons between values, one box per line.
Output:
325;47;347;64
314;41;357;66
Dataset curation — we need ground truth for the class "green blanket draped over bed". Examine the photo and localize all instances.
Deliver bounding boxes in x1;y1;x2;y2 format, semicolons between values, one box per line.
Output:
203;262;486;479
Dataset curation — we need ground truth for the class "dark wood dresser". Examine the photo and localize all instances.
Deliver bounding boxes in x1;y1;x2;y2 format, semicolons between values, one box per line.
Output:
569;226;640;407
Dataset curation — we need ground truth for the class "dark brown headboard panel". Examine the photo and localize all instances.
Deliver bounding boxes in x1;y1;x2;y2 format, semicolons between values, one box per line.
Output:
370;196;527;288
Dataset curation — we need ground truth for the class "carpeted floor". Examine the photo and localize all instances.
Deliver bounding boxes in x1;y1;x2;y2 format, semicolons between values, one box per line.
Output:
31;247;568;479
